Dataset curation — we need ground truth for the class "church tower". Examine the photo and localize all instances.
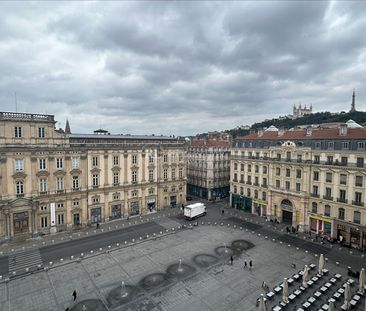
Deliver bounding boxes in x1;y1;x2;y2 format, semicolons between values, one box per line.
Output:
350;89;356;113
65;119;71;134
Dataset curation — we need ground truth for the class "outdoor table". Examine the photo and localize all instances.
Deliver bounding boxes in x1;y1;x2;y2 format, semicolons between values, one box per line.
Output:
330;278;337;283
353;294;361;301
320;286;328;293
296;308;305;311
302;301;311;309
300;286;306;291
333;292;341;299
312;276;319;282
341;305;348;310
314;291;322;298
299;270;304;275
279;301;287;308
325;282;332;288
288;294;296;301
307;280;314;286
274;286;282;293
272;306;282;311
308;296;316;303
338;288;345;294
322;269;329;274
266;292;275;299
294;289;302;296
334;273;341;279
348;279;355;285
293;274;300;280
350;299;357;307
321;304;329;310
316;273;322;278
309;263;316;270
288;278;294;284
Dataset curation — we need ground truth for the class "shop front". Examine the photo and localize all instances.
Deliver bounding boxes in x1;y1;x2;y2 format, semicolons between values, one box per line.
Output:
253;199;267;217
334;221;366;250
231;194;252;212
309;213;332;237
110;204;122;220
147;198;156;212
170;196;177;207
130;201;140;216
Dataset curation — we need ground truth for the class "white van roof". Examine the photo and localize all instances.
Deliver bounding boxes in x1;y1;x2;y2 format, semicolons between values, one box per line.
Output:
185;202;205;209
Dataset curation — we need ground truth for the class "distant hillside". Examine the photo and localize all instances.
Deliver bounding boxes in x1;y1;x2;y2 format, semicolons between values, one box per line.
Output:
197;111;366;139
230;111;366;138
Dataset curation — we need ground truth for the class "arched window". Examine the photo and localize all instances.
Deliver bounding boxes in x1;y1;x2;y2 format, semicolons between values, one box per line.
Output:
312;202;318;213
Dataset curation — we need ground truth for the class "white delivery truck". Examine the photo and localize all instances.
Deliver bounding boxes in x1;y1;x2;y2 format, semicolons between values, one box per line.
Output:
184;202;206;220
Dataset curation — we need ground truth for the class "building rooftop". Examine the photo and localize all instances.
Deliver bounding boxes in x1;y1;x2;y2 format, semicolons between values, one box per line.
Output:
190;139;230;147
0;111;55;122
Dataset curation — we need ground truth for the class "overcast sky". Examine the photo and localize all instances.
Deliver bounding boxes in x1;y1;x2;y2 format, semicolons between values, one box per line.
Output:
1;1;366;136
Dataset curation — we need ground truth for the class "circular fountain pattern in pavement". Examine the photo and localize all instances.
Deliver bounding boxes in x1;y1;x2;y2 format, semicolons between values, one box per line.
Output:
192;254;220;268
139;273;171;291
70;299;107;311
166;262;196;279
214;246;234;257
231;240;255;252
106;283;140;307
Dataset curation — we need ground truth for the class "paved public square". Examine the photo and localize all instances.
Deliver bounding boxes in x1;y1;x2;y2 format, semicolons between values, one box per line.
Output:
0;215;364;311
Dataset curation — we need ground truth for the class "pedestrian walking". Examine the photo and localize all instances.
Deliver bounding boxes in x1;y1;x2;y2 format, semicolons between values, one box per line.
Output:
222;209;224;215
230;256;233;265
249;260;253;269
96;222;100;229
72;290;77;301
65;308;70;311
243;261;247;269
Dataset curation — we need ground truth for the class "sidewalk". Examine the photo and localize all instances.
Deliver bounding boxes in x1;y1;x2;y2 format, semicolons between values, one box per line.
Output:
0;207;182;254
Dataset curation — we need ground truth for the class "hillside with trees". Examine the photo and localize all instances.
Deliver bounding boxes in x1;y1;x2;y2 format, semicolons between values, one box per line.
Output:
196;111;366;139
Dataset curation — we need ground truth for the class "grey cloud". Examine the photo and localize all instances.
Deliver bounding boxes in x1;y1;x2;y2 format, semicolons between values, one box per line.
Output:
0;1;365;136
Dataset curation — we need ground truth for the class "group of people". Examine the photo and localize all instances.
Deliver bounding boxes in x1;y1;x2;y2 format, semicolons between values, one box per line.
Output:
229;256;253;270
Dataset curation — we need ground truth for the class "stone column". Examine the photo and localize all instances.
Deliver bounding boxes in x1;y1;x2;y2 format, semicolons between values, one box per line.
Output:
141;153;146;182
3;210;10;239
123;153;128;184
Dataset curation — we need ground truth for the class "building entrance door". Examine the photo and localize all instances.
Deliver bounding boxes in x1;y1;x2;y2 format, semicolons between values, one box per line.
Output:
282;210;293;224
13;212;29;234
111;204;121;220
281;199;293;225
91;208;101;224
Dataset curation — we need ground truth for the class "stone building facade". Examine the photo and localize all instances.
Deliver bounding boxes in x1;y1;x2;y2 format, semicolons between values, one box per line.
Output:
0;112;187;239
187;139;230;200
231;121;366;250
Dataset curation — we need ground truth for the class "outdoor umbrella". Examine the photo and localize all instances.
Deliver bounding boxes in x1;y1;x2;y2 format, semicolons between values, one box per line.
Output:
318;254;325;275
359;268;365;293
328;301;335;311
258;293;267;311
282;278;289;303
302;265;309;287
344;282;351;309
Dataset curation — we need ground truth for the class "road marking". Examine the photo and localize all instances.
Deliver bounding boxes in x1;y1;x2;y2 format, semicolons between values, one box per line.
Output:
8;248;43;274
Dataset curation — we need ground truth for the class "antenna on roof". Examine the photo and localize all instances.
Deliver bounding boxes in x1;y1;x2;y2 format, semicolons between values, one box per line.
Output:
14;92;18;112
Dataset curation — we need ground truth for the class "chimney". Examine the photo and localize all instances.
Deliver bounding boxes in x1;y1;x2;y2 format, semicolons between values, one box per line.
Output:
278;127;285;136
306;126;312;137
339;123;348;136
258;128;264;137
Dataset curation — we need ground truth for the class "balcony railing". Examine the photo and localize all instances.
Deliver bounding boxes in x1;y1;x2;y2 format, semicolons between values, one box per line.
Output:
352;201;364;207
246;181;252;185
311;193;320;198
323;195;333;201
337;198;347;203
261;184;268;188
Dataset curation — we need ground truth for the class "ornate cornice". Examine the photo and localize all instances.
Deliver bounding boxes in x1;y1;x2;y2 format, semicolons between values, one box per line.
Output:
12;172;27;179
70;168;82;175
36;171;50;178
